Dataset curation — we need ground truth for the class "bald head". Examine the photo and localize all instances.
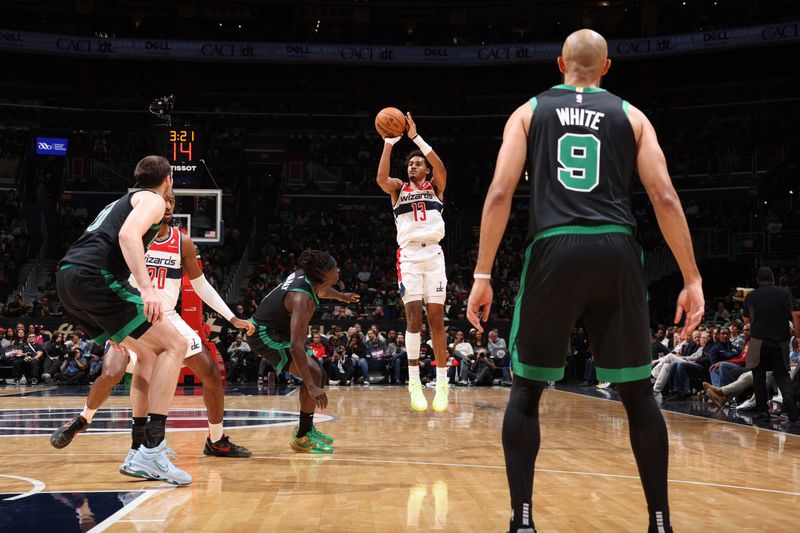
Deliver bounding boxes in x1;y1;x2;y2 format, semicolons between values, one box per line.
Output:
559;29;610;83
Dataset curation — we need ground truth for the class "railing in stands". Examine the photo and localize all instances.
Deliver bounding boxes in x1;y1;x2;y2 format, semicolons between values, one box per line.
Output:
21;212;47;303
224;217;258;304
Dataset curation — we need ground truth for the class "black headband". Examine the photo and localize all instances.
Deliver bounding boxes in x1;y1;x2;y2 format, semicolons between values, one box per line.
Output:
325;255;337;271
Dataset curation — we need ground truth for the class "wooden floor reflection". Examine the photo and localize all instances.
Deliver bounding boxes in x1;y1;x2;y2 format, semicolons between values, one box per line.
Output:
0;385;798;532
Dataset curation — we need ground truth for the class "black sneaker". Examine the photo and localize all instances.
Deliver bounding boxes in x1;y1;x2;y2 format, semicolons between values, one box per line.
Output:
203;435;252;457
50;415;90;449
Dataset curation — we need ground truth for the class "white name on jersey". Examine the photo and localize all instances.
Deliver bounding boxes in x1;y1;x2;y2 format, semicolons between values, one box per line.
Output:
555;107;605;131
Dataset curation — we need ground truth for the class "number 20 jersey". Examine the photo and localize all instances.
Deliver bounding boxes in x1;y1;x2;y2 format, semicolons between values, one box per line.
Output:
392;181;445;248
526;85;638;240
130;225;183;309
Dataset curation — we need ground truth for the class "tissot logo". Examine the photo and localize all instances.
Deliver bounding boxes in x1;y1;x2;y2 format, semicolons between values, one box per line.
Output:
170;165;197;172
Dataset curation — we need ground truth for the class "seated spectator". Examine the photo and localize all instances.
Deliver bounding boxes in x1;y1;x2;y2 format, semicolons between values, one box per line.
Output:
487;328;511;382
21;332;44;385
709;324;750;388
55;348;87;385
42;332;67;383
388;333;407;385
458;348;496;386
307;334;328;361
226;333;252;383
345;330;369;385
712;301;731;325
325;346;355;385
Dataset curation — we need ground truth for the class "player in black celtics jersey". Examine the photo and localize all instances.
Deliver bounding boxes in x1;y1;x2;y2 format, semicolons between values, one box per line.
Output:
467;30;704;533
56;155;193;486
247;249;359;454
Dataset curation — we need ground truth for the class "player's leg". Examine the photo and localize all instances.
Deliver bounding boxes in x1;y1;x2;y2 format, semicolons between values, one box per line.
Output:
399;248;429;411
424;247;449;411
119;322;189;486
50;342;130;449
584;232;672;533
289;352;333;454
184;345;252;457
120;349;153;477
503;236;584;533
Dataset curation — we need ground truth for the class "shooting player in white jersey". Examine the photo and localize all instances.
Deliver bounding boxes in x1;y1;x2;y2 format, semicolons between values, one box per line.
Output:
376;112;450;413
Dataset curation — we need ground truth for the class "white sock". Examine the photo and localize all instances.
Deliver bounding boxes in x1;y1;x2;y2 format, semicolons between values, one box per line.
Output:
208;422;224;442
81;404;97;423
436;367;448;384
406;331;421;382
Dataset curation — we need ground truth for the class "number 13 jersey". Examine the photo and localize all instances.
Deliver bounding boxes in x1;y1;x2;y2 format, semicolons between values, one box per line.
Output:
393;180;445;248
130;225;183;309
527;84;638;240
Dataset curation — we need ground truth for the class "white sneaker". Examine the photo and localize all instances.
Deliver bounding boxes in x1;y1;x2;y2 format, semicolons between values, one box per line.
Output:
118;449;138;477
597;382;612;389
126;440;192;486
771;394;783;405
735;397;757;411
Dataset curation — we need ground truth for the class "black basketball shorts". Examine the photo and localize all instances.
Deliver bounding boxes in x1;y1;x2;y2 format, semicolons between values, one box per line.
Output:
56;264;152;345
246;321;292;373
509;225;650;383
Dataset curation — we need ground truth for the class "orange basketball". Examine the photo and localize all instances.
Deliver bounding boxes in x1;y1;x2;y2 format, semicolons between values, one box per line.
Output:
375;107;406;138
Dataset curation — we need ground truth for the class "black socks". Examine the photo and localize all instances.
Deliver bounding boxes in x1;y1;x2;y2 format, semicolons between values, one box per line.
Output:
297;411;314;438
144;413;168;448
131;416;147;450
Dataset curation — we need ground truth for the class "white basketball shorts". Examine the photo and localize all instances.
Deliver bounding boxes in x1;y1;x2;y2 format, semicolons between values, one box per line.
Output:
396;243;447;305
126;310;203;373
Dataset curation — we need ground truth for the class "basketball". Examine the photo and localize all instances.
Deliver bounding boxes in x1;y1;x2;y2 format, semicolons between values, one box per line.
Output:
375;107;406;138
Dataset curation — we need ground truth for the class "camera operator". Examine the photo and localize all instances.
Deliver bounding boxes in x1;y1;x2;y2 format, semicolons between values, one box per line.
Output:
461;348;496;387
326;346;355;385
54;347;87;385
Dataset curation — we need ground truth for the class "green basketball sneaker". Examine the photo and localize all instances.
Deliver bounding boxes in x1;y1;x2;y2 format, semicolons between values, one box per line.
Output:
292;424;333;445
408;379;429;412
290;435;334;454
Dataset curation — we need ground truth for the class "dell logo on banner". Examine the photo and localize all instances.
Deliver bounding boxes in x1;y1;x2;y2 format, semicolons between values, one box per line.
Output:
146;41;171;50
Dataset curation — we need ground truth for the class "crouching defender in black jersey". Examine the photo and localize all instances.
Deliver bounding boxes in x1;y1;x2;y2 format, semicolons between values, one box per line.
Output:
247;249;359;454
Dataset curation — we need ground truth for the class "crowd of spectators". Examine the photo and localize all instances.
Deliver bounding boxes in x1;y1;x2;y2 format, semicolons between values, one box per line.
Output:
0;323;103;386
219;318;511;389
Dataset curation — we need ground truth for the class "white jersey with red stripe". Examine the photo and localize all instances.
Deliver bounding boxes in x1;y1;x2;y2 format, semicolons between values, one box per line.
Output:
393;180;445;248
129;225;183;309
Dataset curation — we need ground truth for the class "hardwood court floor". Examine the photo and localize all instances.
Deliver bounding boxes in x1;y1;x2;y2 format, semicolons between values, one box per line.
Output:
0;384;799;532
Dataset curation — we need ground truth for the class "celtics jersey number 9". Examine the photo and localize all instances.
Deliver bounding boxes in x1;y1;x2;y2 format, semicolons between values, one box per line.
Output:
526;84;637;240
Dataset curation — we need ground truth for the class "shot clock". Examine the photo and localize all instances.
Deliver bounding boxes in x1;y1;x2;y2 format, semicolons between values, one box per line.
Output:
155;126;201;184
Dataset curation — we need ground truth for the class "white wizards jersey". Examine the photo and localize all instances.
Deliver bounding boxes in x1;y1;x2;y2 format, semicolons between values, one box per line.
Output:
393;181;445;248
129;226;183;309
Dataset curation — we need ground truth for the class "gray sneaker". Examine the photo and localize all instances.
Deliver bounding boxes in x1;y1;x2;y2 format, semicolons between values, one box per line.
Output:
126;440;192;486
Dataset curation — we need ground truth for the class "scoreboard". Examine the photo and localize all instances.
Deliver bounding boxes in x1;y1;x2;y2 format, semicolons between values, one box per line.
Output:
156;127;201;183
